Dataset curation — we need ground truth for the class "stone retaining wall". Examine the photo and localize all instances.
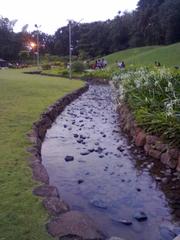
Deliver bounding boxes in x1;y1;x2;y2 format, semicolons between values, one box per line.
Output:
27;84;107;240
117;103;180;172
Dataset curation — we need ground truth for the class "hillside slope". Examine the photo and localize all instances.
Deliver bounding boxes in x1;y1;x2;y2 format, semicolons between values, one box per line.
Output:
105;43;180;67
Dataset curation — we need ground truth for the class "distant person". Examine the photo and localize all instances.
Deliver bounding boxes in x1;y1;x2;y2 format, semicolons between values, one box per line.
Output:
67;63;70;70
103;59;108;68
119;61;125;69
155;61;161;67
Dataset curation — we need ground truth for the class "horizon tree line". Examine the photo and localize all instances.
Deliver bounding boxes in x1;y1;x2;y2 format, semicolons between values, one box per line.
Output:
0;0;180;61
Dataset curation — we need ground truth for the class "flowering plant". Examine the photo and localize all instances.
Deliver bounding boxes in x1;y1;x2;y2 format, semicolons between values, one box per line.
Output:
113;67;180;145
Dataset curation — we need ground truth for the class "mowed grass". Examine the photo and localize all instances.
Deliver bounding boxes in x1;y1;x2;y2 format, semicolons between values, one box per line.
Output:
0;69;84;240
105;42;180;67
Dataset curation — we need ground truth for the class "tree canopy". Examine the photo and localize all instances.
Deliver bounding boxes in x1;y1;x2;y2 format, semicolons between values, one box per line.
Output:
0;0;180;61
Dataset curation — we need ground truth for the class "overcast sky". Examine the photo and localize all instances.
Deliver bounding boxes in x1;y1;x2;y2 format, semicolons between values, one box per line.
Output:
1;0;139;34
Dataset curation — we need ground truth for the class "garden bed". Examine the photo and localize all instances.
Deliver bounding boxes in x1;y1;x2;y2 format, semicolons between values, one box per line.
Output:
113;67;180;171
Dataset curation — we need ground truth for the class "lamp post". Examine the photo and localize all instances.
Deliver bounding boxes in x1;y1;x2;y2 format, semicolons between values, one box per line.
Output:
68;20;72;79
30;42;36;65
35;24;41;69
68;19;83;79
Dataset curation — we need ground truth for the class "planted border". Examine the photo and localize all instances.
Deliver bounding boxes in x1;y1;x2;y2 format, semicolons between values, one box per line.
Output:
117;103;180;171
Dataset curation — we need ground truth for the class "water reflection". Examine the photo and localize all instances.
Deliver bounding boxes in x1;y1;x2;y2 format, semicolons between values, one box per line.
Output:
42;85;180;240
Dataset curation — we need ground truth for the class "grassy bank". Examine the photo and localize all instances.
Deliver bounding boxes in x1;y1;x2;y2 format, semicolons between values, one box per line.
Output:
105;42;180;67
0;68;84;240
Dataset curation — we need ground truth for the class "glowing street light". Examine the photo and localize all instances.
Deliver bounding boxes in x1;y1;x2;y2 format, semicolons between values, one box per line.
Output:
30;42;36;49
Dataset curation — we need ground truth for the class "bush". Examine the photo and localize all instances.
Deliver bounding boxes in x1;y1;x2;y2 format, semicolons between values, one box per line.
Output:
59;69;68;77
53;61;65;67
41;64;51;70
72;61;85;73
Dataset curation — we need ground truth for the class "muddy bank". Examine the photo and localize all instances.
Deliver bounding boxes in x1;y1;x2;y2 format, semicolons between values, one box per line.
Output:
42;85;180;240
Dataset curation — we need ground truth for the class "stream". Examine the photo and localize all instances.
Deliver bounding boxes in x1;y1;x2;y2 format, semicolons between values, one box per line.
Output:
42;85;180;240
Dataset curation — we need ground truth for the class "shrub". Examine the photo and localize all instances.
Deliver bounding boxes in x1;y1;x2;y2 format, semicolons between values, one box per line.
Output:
41;64;51;70
59;69;68;77
72;61;85;73
53;61;65;67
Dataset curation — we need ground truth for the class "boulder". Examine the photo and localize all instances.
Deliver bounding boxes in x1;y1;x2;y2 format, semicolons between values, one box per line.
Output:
33;185;59;197
169;148;179;159
135;131;146;147
32;162;49;184
159;226;176;240
47;210;105;239
146;135;159;145
176;155;180;172
161;152;177;169
149;149;161;159
173;236;180;240
42;197;69;216
154;142;167;153
144;144;151;155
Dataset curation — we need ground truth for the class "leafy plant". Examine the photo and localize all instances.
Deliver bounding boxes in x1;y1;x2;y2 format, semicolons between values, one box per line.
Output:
72;61;85;73
113;67;180;146
41;64;51;70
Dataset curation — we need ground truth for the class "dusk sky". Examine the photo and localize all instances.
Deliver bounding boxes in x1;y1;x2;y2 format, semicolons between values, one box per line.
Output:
1;0;139;34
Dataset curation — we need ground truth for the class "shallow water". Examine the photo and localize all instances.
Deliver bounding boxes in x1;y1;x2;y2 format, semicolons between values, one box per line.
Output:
42;85;180;240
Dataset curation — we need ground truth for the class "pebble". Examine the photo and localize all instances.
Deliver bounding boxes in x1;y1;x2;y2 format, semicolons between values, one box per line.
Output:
80;152;90;156
77;179;84;184
117;146;124;152
133;211;148;222
111;217;132;225
65;155;74;162
155;177;162;182
88;148;95;153
136;188;141;192
90;199;108;209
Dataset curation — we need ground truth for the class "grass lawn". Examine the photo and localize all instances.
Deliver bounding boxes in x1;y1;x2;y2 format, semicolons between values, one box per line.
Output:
105;42;180;67
0;68;84;240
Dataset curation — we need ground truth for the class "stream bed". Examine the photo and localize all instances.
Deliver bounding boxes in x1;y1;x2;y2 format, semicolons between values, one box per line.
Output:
42;85;180;240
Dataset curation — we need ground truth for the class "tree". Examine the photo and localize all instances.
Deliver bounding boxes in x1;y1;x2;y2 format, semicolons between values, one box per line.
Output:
0;17;22;60
18;50;30;63
159;0;180;44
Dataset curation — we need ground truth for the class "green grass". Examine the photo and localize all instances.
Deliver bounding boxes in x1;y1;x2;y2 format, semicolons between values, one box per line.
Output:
105;42;180;67
0;68;84;240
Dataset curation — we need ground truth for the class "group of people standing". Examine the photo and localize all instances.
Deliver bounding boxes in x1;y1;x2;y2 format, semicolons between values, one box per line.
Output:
92;58;108;69
91;58;126;70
